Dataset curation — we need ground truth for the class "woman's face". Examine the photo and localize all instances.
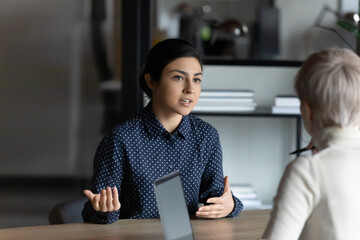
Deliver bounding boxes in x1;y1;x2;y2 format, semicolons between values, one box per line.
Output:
150;57;202;118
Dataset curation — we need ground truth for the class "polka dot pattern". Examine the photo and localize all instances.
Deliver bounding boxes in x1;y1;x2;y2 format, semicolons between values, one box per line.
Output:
82;103;243;224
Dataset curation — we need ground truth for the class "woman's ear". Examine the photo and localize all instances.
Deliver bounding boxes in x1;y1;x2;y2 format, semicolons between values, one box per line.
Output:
301;100;315;133
302;101;314;120
145;73;156;91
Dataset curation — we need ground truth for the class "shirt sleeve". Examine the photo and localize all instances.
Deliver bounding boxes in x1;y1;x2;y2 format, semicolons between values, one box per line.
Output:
82;129;124;224
262;156;318;239
199;129;243;218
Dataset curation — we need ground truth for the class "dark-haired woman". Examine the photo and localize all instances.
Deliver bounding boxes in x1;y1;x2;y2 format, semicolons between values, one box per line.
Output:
82;39;243;224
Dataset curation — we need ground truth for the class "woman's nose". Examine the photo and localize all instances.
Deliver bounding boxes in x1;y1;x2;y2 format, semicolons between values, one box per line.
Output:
185;88;194;94
184;81;195;93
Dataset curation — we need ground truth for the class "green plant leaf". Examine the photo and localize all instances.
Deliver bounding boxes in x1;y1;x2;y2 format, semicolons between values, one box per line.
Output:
337;20;360;39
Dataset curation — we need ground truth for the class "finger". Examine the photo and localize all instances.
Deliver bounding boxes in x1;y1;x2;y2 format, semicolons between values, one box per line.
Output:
106;187;113;210
198;203;222;213
200;196;233;218
196;205;226;219
306;140;318;154
84;190;101;211
99;189;107;212
196;208;223;218
92;194;100;211
196;213;222;218
306;141;314;149
223;176;230;193
83;189;95;200
312;147;318;154
197;213;223;219
206;197;223;204
112;187;121;210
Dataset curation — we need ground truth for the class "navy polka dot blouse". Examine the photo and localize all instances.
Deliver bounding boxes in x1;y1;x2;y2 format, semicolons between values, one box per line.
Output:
82;103;243;224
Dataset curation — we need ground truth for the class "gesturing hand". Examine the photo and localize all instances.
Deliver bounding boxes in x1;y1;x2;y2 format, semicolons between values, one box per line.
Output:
306;140;318;154
83;186;121;212
196;176;235;218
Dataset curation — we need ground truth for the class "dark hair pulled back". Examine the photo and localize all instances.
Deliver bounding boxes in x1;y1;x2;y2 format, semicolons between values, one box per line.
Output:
139;38;202;99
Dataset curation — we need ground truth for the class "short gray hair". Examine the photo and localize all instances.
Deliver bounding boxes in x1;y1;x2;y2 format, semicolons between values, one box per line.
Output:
295;48;360;129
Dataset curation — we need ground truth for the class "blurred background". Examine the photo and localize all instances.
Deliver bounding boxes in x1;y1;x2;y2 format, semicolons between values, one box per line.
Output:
0;0;358;228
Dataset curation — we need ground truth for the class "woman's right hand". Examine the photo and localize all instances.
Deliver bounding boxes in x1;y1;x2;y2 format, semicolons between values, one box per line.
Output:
306;140;318;154
83;186;121;212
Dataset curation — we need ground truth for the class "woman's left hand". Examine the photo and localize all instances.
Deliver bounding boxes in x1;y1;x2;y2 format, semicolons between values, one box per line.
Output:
196;176;235;218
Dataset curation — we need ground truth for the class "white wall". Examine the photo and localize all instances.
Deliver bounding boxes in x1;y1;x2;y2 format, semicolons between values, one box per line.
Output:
341;0;359;13
199;65;311;205
275;0;354;60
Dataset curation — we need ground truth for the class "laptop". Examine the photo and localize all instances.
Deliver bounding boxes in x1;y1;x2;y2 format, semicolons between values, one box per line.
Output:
154;170;195;240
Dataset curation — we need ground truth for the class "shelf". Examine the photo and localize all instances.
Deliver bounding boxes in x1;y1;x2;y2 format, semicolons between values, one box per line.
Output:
193;106;302;154
193;106;301;118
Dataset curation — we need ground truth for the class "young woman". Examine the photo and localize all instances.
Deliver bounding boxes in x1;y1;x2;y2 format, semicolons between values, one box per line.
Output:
262;48;360;239
82;39;243;224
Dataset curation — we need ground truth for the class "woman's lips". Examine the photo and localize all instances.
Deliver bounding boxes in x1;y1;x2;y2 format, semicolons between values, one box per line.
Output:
180;99;191;103
180;99;192;106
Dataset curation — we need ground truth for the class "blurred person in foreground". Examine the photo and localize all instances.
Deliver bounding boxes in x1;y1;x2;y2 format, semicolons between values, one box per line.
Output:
263;48;360;239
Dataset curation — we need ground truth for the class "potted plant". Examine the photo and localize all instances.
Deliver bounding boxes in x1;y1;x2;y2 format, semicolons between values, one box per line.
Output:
317;2;360;55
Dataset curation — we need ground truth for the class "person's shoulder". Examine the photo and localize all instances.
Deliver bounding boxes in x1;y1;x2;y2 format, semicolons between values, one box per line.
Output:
287;154;315;171
107;114;143;138
290;147;337;170
119;114;142;129
187;113;218;135
284;153;322;182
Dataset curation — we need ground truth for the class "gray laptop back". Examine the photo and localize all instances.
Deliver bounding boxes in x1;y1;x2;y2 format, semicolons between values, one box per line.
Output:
154;170;195;240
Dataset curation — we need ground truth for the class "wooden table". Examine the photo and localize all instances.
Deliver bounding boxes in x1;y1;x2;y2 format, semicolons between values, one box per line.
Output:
0;209;271;240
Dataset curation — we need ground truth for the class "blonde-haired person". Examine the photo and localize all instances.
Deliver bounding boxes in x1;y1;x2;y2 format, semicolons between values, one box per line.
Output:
262;48;360;240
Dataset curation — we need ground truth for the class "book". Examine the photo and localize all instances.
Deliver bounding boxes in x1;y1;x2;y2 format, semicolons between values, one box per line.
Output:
196;90;256;113
200;90;254;98
274;95;300;107
197;97;253;104
231;184;263;210
272;106;300;114
230;184;255;193
231;191;258;199
240;199;263;210
193;103;256;113
196;99;255;109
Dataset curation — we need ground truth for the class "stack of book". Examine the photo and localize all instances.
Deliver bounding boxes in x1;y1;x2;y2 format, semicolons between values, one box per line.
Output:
272;95;300;114
193;90;256;113
231;184;262;210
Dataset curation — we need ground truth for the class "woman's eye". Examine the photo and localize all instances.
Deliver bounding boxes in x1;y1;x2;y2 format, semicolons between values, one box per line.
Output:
194;78;202;83
174;76;183;80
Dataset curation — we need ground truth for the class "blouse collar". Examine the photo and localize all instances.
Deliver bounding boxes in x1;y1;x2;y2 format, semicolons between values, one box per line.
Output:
142;102;190;140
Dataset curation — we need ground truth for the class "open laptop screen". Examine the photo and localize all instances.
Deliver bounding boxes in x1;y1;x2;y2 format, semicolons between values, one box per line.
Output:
154;170;195;240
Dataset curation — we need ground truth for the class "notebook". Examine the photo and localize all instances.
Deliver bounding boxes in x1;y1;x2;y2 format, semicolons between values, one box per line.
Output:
153;170;195;240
